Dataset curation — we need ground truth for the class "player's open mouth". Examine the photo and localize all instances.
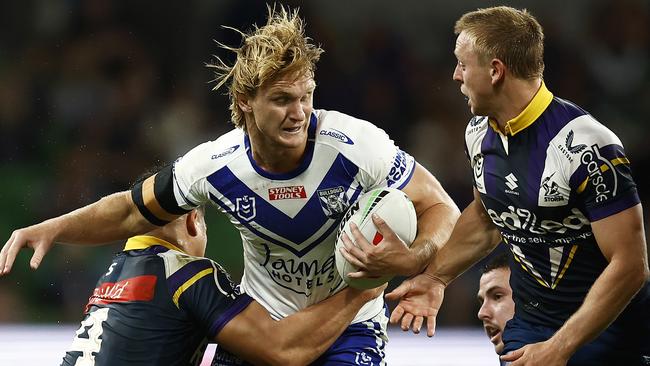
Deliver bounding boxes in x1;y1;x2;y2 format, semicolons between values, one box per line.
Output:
283;125;303;133
484;325;500;344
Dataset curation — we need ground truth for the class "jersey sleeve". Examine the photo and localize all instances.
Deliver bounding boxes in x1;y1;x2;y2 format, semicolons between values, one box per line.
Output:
566;118;640;221
167;258;253;339
131;140;223;226
325;111;416;190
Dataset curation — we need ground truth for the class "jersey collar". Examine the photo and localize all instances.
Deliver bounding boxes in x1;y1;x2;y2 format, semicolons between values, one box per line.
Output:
489;82;553;136
124;235;185;253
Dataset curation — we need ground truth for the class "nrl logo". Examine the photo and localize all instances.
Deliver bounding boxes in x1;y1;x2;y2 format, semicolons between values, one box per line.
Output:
565;130;587;154
235;196;256;221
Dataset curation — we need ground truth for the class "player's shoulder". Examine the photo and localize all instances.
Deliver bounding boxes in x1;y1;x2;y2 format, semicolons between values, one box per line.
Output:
156;249;213;278
465;116;489;137
314;109;393;151
176;128;246;173
547;103;623;163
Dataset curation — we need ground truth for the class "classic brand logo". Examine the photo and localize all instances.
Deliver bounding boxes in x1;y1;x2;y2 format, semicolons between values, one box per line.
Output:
268;186;307;200
319;128;354;144
211;145;240;159
235;196;256;221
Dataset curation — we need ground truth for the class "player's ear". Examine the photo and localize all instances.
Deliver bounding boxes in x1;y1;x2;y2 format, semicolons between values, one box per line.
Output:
490;58;506;85
237;93;253;113
186;210;198;237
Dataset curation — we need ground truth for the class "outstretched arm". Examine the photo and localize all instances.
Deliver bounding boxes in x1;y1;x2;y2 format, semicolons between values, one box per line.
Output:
386;189;501;336
0;191;155;274
340;163;460;278
502;204;649;365
216;286;385;366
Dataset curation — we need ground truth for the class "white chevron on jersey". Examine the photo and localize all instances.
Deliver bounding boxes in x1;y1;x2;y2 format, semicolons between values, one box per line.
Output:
171;109;416;321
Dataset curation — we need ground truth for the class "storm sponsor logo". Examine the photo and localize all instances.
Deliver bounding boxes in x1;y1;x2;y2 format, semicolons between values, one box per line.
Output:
580;144;617;203
487;206;590;235
557;130;586;163
505;173;519;196
319;128;354;145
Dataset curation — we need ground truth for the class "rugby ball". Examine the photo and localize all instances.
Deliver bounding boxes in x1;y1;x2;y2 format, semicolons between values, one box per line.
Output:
335;187;418;289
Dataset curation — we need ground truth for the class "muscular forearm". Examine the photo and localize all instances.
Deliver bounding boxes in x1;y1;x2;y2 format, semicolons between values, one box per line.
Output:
424;198;501;285
409;201;461;275
273;287;378;365
547;258;647;358
51;191;153;244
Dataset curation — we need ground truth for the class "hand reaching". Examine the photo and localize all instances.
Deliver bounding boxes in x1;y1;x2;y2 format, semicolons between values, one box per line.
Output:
500;340;569;366
385;273;446;336
0;220;58;275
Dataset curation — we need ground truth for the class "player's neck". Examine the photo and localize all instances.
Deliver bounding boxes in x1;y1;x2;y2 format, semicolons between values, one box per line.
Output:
249;138;306;174
491;78;542;131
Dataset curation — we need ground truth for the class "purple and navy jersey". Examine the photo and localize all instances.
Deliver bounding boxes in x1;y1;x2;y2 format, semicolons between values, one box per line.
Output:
61;236;253;366
465;83;640;327
132;109;416;323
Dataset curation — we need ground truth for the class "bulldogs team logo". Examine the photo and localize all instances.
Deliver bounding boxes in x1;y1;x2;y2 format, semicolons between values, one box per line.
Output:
317;186;347;219
235;196;256;221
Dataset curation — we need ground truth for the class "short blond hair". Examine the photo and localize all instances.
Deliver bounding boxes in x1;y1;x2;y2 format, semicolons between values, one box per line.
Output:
455;6;544;80
209;5;323;130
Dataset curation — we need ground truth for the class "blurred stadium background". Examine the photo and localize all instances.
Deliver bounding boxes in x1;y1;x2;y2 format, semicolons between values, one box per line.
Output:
1;0;648;364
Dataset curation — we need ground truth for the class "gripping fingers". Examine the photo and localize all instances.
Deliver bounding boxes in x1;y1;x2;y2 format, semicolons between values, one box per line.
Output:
0;234;13;275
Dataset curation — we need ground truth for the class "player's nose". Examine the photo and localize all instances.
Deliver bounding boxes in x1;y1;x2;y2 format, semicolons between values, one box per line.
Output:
477;302;491;320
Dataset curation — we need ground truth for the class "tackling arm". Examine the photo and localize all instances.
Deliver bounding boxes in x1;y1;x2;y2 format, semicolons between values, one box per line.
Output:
1;185;163;274
215;286;384;366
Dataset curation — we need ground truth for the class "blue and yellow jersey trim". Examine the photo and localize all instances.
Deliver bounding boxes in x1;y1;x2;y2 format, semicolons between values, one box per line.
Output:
489;82;554;136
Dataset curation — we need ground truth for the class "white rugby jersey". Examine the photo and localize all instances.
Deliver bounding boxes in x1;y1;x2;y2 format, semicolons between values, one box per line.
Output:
170;109;415;321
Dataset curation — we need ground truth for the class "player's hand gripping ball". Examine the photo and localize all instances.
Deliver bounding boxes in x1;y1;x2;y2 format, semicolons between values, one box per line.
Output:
335;187;417;289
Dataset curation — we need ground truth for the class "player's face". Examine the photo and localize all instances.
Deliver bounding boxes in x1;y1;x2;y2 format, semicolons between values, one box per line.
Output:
244;72;315;151
453;31;494;116
477;268;514;354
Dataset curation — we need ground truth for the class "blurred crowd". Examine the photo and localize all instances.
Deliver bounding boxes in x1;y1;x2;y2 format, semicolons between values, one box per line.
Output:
1;0;649;327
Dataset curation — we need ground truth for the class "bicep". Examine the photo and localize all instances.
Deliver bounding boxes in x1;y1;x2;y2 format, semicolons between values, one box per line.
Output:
214;302;277;365
401;163;459;218
591;204;647;263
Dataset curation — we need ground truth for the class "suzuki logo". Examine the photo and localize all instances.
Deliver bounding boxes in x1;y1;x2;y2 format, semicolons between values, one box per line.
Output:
505;173;518;190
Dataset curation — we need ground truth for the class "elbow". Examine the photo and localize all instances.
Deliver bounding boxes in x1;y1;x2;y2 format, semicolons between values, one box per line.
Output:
265;353;306;366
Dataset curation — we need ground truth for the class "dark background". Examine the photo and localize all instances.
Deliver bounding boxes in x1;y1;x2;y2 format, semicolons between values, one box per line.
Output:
1;0;648;327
